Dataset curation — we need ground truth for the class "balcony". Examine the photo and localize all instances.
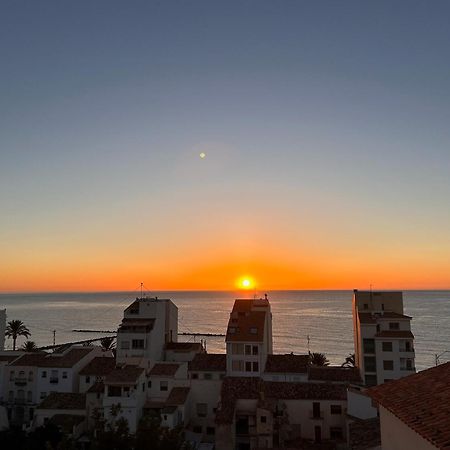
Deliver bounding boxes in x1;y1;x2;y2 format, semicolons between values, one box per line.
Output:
401;366;415;372
49;377;59;384
14;398;26;405
309;411;324;420
14;378;27;386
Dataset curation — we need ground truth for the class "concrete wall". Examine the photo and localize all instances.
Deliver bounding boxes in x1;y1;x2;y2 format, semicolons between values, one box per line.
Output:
379;406;437;450
347;389;378;420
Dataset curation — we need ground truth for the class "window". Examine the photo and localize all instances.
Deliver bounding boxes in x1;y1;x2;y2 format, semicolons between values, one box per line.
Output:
260;415;267;423
132;339;144;349
381;303;385;311
245;345;252;355
376;324;380;333
108;386;121;397
204;373;212;380
86;376;91;383
160;381;168;391
191;373;198;379
121;341;130;350
252;345;259;355
27;391;32;402
9;371;14;381
196;403;207;418
330;426;343;440
62;371;67;379
382;342;393;352
253;362;259;372
232;360;244;371
40;392;47;400
363;339;375;354
365;374;377;387
245;361;252;372
364;356;376;372
389;322;400;330
42;371;47;378
383;360;394;370
147;381;152;388
231;343;244;354
28;371;33;381
363;303;369;310
250;327;258;334
206;427;215;435
330;405;342;415
312;402;321;419
19;370;25;377
193;426;202;434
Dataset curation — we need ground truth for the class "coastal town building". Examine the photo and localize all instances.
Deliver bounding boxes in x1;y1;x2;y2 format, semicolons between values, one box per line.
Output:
3;346;101;426
367;362;450;450
352;289;416;386
2;290;443;450
116;296;178;365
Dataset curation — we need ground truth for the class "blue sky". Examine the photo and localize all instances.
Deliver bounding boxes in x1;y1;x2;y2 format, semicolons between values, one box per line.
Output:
1;1;449;290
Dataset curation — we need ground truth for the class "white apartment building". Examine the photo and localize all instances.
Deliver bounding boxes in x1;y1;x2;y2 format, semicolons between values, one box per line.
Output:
116;297;178;365
352;290;415;386
225;296;273;377
4;346;101;426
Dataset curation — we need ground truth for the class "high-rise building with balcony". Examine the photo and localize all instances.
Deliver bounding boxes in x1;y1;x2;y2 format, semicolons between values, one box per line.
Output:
352;290;415;387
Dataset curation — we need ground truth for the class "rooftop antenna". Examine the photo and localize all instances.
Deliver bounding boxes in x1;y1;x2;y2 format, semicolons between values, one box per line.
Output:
140;282;144;299
307;335;310;354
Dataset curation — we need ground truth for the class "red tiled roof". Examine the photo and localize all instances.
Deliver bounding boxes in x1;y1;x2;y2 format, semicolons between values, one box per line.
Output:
40;348;94;368
149;363;180;377
188;353;226;372
166;387;190;405
216;377;347;424
105;365;144;385
79;356;116;376
265;354;310;374
10;353;49;366
375;330;414;339
378;312;411;319
165;342;204;352
87;381;105;394
226;310;266;343
37;392;86;410
308;366;362;383
0;353;22;363
367;362;450;450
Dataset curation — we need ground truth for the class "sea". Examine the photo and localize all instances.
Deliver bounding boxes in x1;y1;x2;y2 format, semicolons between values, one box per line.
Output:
1;290;449;371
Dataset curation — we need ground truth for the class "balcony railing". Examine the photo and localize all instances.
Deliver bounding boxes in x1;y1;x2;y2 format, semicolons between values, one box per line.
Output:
15;398;26;404
399;348;415;353
400;366;415;371
49;377;59;384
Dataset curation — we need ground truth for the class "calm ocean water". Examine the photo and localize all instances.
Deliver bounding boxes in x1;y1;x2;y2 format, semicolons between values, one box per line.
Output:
0;290;449;371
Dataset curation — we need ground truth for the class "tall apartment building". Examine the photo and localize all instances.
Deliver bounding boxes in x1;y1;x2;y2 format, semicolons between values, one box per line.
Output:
115;297;178;365
352;289;415;386
225;296;273;377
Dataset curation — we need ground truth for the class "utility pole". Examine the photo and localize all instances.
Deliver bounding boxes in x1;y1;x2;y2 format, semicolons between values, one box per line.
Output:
53;330;56;346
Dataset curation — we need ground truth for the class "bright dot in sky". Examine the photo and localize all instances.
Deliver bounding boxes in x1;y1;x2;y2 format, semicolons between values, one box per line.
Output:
199;152;206;159
238;277;255;290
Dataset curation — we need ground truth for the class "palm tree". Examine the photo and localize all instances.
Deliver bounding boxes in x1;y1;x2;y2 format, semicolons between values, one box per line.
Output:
100;336;116;352
341;353;356;368
309;352;330;366
22;340;38;352
5;320;31;350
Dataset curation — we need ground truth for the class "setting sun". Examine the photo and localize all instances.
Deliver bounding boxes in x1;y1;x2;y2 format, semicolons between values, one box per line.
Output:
237;276;255;290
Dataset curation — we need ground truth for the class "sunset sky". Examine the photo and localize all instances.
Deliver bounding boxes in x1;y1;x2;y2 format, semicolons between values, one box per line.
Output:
1;1;450;292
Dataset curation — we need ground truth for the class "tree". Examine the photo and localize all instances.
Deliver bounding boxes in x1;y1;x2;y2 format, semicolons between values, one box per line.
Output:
341;353;356;368
5;320;31;350
22;340;38;352
309;352;330;366
100;336;116;352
